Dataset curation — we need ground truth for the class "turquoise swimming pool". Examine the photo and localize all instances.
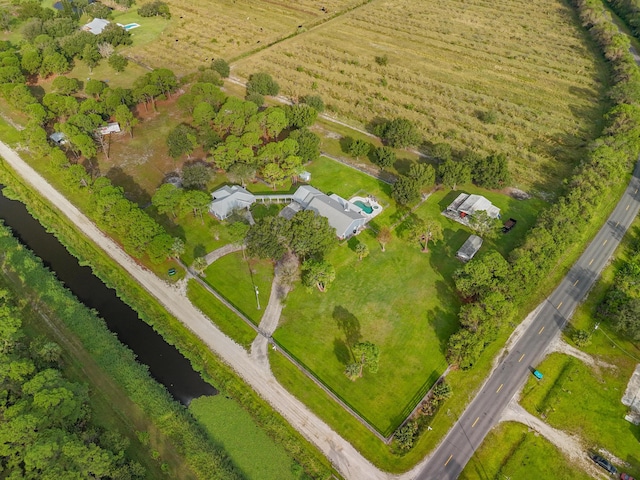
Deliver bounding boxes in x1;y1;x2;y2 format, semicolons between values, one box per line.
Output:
353;200;373;214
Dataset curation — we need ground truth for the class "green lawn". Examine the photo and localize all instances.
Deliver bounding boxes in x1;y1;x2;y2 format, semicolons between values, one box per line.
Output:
520;353;640;477
203;252;274;325
187;280;257;349
460;422;591;480
275;227;457;436
189;396;298;480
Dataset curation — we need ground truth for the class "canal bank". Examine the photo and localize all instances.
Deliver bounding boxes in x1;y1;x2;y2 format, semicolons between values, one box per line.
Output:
0;186;217;405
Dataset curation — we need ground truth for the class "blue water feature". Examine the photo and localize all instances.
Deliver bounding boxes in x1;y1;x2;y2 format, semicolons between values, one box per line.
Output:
353;200;373;214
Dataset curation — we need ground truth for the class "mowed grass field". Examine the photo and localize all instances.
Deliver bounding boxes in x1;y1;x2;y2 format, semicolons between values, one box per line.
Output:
128;0;367;75
232;0;609;194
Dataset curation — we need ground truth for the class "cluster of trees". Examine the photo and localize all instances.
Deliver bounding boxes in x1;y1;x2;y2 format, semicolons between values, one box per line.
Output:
446;0;640;369
344;341;379;380
0;287;145;478
14;3;133;78
597;231;640;340
151;182;212;223
173;80;321;188
394;381;452;451
606;0;640;43
139;1;171;19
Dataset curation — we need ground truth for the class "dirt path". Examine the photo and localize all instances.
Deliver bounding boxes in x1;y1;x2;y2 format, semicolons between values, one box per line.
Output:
0;141;400;480
500;398;606;478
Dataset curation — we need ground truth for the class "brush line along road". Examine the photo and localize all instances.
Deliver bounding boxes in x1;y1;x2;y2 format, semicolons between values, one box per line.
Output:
416;161;640;479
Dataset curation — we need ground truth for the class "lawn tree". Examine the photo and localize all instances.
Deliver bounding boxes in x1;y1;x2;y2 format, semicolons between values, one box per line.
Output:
377;226;392;252
468;210;501;239
181;163;212;190
149;68;178;98
167;124;198;160
300;94;324;112
114;104;137;138
227;162;256;187
345;341;380;380
246;72;279;96
192;256;208;275
430;142;452;162
410;217;443;253
246;216;289;260
85;79;106;98
289;128;320;162
108;53;128;73
355;241;369;261
51;76;80;94
348;139;371;160
392;175;420;205
152;183;183;217
211;58;230;78
374;117;421;148
302;259;336;292
438;158;471;190
284;104;318;129
408;162;435;188
81;43;101;73
262;162;286;189
289;210;336;259
277;251;300;289
179;190;210;224
133;74;161;111
373;146;396;169
170;237;185;259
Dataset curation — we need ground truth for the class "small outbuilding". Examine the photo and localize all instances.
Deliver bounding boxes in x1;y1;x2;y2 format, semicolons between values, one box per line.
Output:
95;122;121;135
49;132;67;145
447;193;500;220
82;18;110;35
457;234;483;262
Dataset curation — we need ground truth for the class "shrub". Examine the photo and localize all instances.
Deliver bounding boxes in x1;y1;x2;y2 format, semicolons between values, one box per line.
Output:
246;72;279;96
138;1;171;19
211;58;230;78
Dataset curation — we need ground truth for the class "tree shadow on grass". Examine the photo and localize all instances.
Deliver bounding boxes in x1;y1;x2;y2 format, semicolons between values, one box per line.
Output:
106;166;151;207
193;244;207;259
333;305;361;347
339;136;353;154
333;337;351;365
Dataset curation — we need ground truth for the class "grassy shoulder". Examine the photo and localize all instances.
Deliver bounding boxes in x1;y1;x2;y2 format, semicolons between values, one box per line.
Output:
186;279;257;349
460;422;592;480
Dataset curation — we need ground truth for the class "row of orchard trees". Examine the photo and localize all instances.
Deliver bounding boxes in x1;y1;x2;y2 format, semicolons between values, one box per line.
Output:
446;0;640;369
0;282;145;478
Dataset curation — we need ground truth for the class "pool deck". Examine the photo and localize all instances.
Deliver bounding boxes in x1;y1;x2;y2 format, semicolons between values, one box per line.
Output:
349;195;383;220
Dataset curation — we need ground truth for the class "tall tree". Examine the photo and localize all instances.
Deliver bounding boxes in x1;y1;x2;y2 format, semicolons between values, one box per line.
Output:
410;217;443;253
345;341;380;380
114;104;138;138
302;259;336;292
377;227;392;252
152;183;183;217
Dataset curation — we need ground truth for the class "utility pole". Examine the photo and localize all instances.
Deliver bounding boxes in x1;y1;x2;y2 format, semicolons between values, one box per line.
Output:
255;285;260;310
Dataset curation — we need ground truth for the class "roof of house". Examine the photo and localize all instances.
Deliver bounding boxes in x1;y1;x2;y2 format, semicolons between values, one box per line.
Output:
457;194;501;219
457;234;483;261
95;122;121;135
306;194;365;238
49;132;67;144
82;18;110;35
209;185;256;218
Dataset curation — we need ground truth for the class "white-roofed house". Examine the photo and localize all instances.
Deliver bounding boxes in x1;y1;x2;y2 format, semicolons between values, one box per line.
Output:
82;18;110;35
291;185;366;239
209;185;256;220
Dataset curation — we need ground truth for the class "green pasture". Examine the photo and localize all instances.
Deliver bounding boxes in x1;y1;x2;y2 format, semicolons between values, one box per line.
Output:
190;396;297;480
187;280;257;349
202;251;274;325
460;422;591;480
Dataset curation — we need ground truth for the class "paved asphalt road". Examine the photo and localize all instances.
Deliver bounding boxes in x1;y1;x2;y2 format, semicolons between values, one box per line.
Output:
416;161;640;480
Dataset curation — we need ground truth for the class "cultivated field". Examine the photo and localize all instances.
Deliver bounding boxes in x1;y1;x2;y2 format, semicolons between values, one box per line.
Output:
232;0;609;194
127;0;367;74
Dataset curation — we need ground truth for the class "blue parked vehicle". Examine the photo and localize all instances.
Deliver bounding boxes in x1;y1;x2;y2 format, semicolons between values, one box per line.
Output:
533;369;543;380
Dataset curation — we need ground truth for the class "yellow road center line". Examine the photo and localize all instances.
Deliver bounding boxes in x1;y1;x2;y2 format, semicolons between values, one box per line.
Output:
519;353;525;362
496;384;503;393
557;301;563;309
539;326;545;334
472;417;479;428
627;204;631;211
603;239;608;246
445;455;453;466
589;258;595;265
573;279;579;286
635;188;638;194
616;222;620;228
